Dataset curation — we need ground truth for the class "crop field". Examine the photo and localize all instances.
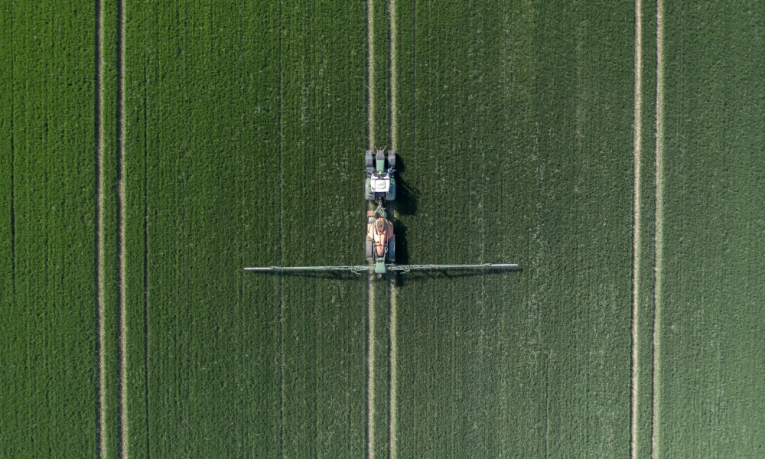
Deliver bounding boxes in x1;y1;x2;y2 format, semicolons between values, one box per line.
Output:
1;0;764;458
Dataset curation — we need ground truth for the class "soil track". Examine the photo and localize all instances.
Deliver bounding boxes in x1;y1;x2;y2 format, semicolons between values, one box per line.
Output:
632;0;643;457
367;1;377;457
118;0;127;455
95;0;107;456
652;0;665;457
388;1;399;456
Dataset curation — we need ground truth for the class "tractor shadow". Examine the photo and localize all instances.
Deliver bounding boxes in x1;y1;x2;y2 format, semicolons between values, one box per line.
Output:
389;266;521;286
249;271;368;280
389;154;416;287
389;154;415;287
392;154;418;216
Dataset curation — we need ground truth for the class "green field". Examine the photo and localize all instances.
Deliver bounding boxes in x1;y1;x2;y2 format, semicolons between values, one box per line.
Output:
0;2;99;457
392;1;635;456
1;0;764;458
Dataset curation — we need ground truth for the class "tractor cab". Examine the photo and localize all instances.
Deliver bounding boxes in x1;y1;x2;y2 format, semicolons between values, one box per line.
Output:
365;149;396;203
370;173;392;193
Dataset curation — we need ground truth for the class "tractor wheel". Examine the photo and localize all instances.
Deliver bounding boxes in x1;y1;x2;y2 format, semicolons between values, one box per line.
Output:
365;239;374;260
365;178;374;201
365;150;374;168
387;150;396;168
386;178;396;201
388;235;396;261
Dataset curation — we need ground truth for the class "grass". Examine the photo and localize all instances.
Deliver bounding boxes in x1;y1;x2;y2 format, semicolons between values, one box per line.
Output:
123;1;291;455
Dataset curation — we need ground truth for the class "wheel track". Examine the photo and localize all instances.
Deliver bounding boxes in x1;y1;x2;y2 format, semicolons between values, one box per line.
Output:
652;0;665;457
95;0;107;455
96;0;128;455
388;0;399;457
632;0;642;457
118;0;127;455
367;1;377;457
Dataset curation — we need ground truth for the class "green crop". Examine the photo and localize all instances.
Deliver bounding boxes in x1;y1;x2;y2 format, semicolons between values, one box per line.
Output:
392;1;634;455
655;2;765;456
2;0;764;458
0;2;99;457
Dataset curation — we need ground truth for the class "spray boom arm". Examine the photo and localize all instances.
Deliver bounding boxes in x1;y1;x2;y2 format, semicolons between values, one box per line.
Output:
244;263;518;275
244;265;369;274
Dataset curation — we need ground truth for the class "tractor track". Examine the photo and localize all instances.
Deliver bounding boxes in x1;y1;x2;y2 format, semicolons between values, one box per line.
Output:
367;274;376;459
118;0;128;455
367;0;376;153
95;0;107;455
632;0;642;457
388;0;399;456
652;1;665;457
367;1;401;456
95;0;128;455
366;0;377;457
388;278;398;459
389;0;398;151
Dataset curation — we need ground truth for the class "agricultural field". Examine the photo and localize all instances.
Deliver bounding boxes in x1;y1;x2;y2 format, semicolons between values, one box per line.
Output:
1;0;764;458
0;2;99;457
392;0;635;456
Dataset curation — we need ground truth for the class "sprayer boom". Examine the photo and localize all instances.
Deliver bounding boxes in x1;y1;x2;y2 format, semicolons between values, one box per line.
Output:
244;265;370;274
245;263;518;275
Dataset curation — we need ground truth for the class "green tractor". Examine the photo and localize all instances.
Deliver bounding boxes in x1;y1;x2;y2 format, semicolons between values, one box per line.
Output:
365;148;396;203
245;150;518;278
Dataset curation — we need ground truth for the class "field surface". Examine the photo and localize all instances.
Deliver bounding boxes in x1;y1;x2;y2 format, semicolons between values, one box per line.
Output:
1;0;764;458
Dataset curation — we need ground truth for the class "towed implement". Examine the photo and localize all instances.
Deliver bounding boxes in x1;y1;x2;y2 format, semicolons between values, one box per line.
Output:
366;204;395;275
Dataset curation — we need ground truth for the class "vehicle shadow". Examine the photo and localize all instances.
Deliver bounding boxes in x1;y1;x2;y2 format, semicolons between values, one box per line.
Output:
244;270;369;280
390;266;521;285
392;154;417;216
244;267;520;282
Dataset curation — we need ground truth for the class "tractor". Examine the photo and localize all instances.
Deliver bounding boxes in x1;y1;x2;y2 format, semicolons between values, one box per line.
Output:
245;150;517;278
